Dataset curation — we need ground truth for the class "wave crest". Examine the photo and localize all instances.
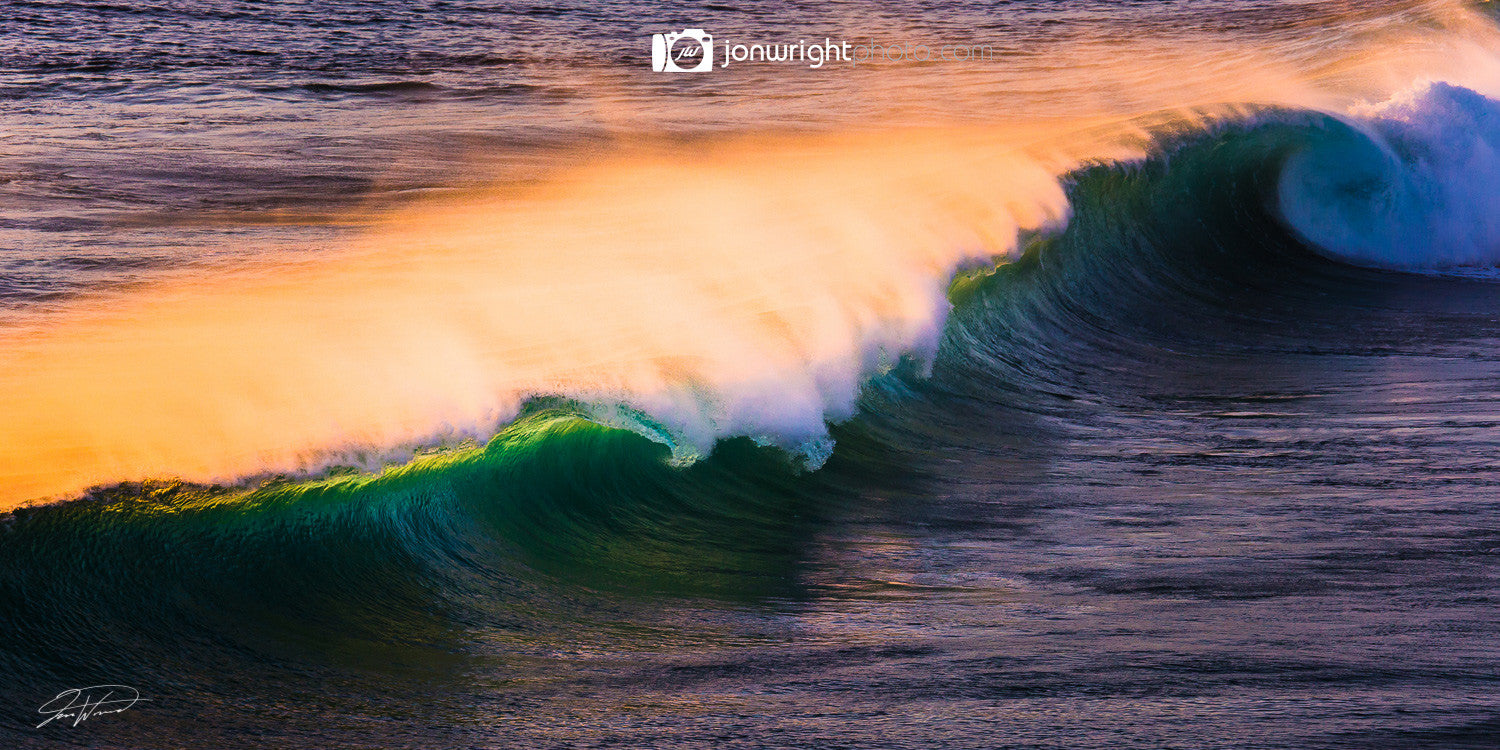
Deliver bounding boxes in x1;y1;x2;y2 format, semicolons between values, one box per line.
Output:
1278;81;1500;272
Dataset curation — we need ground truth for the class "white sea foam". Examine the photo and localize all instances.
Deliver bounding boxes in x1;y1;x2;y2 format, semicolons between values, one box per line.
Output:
0;131;1081;506
1279;81;1500;271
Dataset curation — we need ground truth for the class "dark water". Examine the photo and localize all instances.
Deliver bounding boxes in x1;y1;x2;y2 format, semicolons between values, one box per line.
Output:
4;2;1500;749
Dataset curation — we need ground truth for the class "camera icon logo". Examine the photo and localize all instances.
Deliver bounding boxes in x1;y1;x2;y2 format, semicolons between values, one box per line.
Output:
651;29;714;72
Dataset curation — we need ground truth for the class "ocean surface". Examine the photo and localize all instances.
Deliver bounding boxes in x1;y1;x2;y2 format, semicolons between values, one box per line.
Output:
3;1;1500;748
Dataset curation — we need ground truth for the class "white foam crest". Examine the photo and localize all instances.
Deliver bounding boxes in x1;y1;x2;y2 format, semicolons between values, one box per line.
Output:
0;131;1082;506
1279;80;1500;270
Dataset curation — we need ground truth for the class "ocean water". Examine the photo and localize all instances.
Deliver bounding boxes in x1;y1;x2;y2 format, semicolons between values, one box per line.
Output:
4;1;1500;748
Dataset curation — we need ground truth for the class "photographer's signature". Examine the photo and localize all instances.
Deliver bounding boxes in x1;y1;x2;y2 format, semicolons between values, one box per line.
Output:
37;685;148;728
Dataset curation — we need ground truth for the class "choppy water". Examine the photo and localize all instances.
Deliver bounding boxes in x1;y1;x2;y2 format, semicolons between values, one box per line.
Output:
3;2;1500;748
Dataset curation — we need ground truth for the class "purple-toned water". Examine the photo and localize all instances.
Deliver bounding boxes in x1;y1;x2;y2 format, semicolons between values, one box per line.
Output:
2;2;1500;748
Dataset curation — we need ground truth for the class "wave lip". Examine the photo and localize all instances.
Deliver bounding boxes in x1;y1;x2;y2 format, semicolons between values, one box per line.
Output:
1278;81;1500;272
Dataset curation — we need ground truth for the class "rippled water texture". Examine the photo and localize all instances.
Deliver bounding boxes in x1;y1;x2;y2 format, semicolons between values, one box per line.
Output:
3;2;1500;748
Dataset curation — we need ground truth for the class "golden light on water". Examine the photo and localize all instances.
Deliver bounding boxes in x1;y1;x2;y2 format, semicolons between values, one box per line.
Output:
0;129;1079;508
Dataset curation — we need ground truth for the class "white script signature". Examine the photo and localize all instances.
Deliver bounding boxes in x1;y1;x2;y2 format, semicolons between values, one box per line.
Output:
37;685;148;728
